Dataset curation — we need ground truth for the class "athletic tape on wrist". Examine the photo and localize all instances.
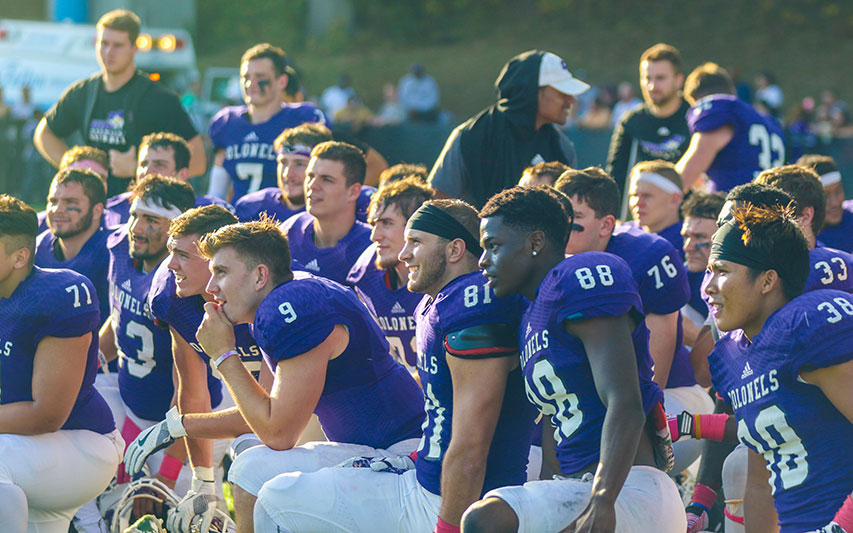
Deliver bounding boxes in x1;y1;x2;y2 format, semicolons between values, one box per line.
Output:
192;466;215;483
435;516;460;533
695;414;728;442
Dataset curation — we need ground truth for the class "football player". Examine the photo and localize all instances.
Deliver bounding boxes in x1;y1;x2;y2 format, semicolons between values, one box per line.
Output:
35;146;110;233
105;132;233;227
98;175;199;494
556;168;713;474
207;44;327;201
346;177;433;372
463;185;683;532
156;217;424;532
676;63;785;193
0;194;123;532
627;160;684;254
705;203;853;531
280;141;373;284
252;200;535;533
799;154;853;253
235;122;378;224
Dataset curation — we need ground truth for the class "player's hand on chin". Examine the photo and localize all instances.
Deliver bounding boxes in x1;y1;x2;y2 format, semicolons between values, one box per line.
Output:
197;302;236;358
560;500;617;533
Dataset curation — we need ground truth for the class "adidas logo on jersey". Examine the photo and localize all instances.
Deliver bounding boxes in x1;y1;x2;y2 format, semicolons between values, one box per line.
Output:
304;259;320;271
122;279;132;291
741;362;754;379
391;302;406;314
243;131;260;142
525;322;532;337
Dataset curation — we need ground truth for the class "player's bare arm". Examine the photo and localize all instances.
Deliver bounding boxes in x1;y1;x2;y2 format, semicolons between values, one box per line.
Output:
561;314;649;533
644;310;679;389
171;327;214;469
800;359;853;423
676;126;734;191
98;317;119;363
440;350;517;526
0;334;89;434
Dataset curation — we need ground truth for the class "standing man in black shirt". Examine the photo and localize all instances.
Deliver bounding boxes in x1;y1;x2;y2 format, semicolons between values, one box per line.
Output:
33;9;204;197
606;44;690;215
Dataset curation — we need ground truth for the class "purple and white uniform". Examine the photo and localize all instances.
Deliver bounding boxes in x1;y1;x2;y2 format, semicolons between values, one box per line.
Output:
806;245;853;293
709;290;853;532
607;224;694;388
687;94;786;192
415;270;535;496
0;267;114;434
817;199;853;253
105;192;232;227
148;263;263;397
253;271;425;446
34;226;111;327
107;227;174;421
281;212;372;285
209;103;327;201
346;245;423;370
234;187;303;223
521;254;663;473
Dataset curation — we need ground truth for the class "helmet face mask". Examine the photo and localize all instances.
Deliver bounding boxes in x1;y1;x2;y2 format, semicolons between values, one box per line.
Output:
106;477;234;533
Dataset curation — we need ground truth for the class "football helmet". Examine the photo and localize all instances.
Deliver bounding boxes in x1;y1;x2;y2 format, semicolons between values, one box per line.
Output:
109;477;234;533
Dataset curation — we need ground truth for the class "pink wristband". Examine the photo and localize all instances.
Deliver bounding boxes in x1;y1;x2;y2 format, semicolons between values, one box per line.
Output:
833;496;853;531
158;455;183;481
435;516;460;533
691;483;717;512
666;414;679;440
695;414;728;442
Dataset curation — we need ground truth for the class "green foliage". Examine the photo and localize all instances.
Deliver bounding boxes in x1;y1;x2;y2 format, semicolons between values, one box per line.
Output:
196;0;308;55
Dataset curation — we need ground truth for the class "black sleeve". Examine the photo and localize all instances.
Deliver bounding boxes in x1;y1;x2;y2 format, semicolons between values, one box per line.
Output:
136;87;198;142
605;114;634;194
44;79;88;137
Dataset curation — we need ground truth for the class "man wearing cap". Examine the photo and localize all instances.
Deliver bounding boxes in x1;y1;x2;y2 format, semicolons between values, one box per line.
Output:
799;154;853;252
428;50;585;208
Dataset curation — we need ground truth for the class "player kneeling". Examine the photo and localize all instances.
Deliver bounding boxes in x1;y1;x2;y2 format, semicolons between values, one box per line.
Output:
0;195;123;532
705;203;853;532
463;186;685;532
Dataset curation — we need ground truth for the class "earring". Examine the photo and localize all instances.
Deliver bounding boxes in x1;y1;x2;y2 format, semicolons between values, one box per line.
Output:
532;250;538;256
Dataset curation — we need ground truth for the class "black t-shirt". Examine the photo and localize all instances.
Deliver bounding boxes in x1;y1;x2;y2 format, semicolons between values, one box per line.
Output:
605;99;691;196
45;72;197;195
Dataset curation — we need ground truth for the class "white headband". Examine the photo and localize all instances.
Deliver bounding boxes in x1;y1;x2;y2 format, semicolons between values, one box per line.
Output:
633;172;682;195
820;171;842;187
131;196;183;220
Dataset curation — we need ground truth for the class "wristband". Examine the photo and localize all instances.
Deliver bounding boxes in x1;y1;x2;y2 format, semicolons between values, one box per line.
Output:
833;495;853;532
97;350;110;375
695;414;728;442
192;466;216;483
435;516;460;533
212;349;239;370
159;455;183;481
690;483;717;515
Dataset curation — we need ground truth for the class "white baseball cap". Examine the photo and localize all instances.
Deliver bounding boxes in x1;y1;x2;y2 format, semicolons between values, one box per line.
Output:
538;52;590;96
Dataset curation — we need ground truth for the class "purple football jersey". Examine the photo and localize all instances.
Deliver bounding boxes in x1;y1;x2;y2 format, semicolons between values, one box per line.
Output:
415;270;535;496
522;254;663;474
708;290;853;531
355;186;376;223
346;245;424;369
148;263;263;402
0;267;114;433
209;103;327;201
234;187;304;223
252;271;424;448
606;224;694;388
107;227;175;421
281;212;372;284
687;95;786;192
817;200;853;253
35;226;111;326
806;246;853;293
105;192;233;227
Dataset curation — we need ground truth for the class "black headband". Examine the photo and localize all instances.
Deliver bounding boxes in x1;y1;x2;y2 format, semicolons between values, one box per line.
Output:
709;219;777;272
407;204;483;257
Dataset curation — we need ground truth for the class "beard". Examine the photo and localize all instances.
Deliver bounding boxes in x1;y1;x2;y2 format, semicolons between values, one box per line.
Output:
49;208;94;239
408;252;447;294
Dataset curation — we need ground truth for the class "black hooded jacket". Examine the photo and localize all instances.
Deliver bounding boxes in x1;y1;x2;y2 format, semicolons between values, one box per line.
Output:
428;50;577;208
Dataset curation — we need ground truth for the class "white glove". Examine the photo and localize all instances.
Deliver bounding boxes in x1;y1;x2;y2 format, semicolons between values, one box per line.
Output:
166;473;217;533
124;406;187;476
338;454;415;475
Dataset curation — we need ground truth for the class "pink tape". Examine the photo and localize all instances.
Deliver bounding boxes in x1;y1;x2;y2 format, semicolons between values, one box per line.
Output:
435;517;460;533
158;455;183;481
696;413;728;442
